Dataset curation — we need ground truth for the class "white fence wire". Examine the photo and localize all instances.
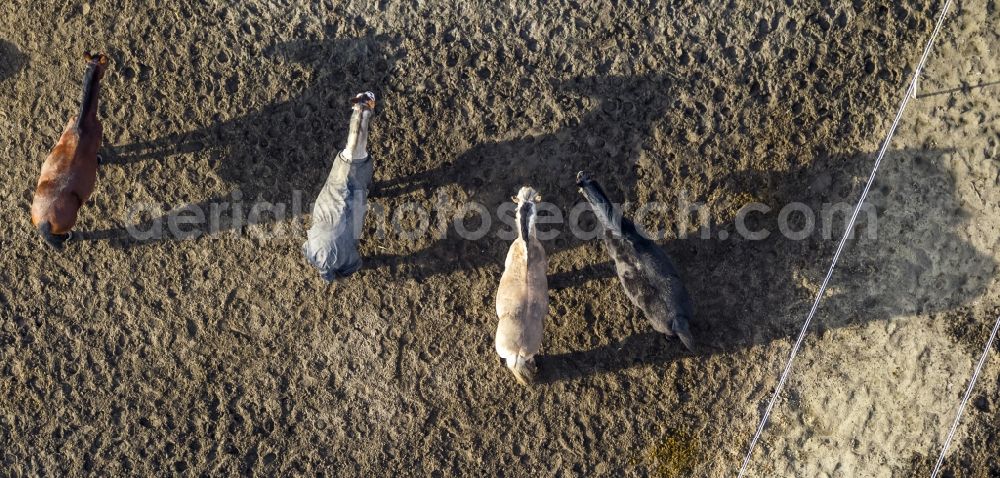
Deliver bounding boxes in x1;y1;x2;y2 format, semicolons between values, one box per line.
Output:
930;313;1000;478
736;0;956;475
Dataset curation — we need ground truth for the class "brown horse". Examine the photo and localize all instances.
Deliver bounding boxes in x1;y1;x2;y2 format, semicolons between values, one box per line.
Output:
30;52;109;249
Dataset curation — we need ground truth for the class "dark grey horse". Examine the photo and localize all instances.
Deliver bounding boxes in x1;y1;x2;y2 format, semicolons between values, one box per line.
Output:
576;170;695;351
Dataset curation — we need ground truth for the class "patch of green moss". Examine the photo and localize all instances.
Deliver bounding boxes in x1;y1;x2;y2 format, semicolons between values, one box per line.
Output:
642;429;700;478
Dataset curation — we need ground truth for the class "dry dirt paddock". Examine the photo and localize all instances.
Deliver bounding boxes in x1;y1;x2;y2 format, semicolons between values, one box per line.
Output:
1;0;998;476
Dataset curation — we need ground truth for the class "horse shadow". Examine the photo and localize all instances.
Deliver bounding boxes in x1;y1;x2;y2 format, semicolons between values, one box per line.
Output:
365;71;679;279
0;40;27;83
539;147;997;382
82;28;995;384
84;32;401;246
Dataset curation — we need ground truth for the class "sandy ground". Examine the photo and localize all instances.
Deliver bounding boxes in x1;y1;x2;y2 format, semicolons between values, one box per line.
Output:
1;0;998;476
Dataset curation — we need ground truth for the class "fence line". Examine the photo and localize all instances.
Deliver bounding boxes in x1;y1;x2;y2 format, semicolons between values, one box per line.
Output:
736;0;955;475
930;313;1000;478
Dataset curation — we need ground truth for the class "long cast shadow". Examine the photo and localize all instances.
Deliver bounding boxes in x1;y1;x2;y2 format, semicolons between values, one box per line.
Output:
916;79;1000;99
0;40;27;83
366;72;676;279
539;148;997;382
86;26;996;385
87;32;401;246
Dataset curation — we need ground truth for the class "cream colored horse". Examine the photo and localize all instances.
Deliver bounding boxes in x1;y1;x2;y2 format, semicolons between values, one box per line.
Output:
495;187;548;385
